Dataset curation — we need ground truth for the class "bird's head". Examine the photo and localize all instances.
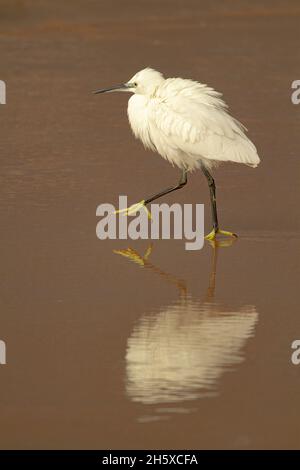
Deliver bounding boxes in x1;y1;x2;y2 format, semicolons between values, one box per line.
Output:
93;68;164;97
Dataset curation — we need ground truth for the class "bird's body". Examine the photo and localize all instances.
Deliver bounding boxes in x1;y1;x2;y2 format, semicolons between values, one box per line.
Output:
127;69;260;171
94;68;261;240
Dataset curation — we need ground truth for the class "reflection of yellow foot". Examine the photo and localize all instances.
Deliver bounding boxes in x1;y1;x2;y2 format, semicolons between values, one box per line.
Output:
113;244;153;267
114;200;152;220
205;228;238;241
207;238;237;248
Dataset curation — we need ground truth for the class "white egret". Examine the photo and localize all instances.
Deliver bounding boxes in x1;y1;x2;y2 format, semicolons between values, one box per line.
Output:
94;68;260;240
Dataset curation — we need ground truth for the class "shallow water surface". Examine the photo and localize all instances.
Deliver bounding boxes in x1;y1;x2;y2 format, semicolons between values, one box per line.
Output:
0;0;299;450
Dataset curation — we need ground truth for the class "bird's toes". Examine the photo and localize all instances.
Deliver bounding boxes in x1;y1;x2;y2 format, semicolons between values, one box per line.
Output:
205;229;238;241
218;229;238;238
204;229;216;241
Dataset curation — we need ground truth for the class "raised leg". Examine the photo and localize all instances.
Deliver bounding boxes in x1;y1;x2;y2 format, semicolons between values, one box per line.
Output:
145;168;187;204
115;169;188;218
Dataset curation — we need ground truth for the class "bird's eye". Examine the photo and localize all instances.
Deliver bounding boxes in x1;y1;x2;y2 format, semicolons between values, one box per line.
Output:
133;82;138;87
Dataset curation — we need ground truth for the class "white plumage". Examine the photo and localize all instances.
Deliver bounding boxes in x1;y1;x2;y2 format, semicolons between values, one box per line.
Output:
127;68;260;171
94;67;260;238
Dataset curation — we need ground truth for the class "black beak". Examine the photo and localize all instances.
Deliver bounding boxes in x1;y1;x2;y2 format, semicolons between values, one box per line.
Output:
93;83;130;94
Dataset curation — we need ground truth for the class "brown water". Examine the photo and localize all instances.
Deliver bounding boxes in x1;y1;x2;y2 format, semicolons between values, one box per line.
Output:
0;0;300;449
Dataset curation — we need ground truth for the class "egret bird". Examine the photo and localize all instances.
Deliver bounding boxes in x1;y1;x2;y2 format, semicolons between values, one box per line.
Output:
94;68;260;240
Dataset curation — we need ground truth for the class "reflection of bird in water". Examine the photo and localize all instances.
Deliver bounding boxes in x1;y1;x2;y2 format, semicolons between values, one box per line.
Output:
115;243;258;407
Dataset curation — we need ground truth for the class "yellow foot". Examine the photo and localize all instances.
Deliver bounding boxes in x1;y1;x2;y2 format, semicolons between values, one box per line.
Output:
205;228;238;241
114;200;152;220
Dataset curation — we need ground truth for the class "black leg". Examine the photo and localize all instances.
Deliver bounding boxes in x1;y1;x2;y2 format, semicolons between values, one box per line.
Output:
201;164;219;231
144;168;188;205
